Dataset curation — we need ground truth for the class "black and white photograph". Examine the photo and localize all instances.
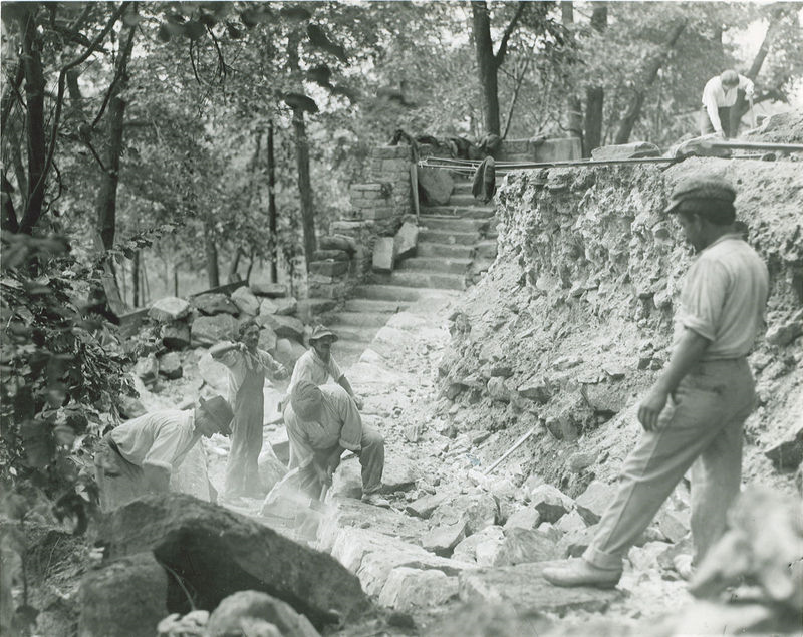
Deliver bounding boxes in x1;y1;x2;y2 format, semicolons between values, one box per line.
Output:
1;1;801;635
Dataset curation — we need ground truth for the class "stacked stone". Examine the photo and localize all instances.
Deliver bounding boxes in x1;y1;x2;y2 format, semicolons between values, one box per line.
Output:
131;281;327;388
307;240;354;301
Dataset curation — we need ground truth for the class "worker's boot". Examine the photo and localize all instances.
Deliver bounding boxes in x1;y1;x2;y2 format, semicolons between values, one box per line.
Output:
542;558;622;589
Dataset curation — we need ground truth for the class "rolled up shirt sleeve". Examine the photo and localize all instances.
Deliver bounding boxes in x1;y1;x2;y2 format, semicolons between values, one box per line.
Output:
259;350;285;380
680;260;728;342
334;389;362;452
740;75;755;98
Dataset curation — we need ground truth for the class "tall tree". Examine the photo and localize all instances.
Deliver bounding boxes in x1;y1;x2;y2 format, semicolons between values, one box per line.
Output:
471;1;527;137
614;17;686;144
584;3;607;154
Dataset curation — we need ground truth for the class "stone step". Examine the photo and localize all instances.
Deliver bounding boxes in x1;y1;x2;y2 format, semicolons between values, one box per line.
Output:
419;229;481;246
378;271;466;291
352;285;423;302
416;242;475;259
447;193;481;206
326;311;389;328
397;257;472;275
421;205;495;218
418;215;489;233
343;298;410;314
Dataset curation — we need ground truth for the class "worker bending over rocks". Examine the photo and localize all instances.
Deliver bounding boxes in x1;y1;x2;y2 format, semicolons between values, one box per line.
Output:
94;395;234;511
284;379;389;507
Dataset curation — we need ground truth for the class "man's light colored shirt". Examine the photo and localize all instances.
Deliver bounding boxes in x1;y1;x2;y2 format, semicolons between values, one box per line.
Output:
110;409;200;472
288;349;343;394
702;74;755;133
284;385;361;468
674;234;768;360
217;346;283;404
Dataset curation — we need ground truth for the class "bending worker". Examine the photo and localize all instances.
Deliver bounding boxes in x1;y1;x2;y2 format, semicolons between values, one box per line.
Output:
94;395;234;511
700;69;754;138
284;379;389;507
543;175;769;589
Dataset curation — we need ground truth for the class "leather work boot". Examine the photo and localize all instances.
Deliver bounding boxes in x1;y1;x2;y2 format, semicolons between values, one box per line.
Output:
361;493;391;508
542;559;622;589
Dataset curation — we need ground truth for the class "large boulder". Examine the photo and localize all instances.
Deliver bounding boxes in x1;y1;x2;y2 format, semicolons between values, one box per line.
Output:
158;352;183;380
260;315;305;341
231;287;260;316
95;494;369;629
377;567;459;611
191;315;238;347
198;352;230;392
149;297;191;323
272;338;307;371
191;293;239;316
574;481;615;525
160;323;191;350
431;493;499;535
477;528;560;567
206;590;319;637
78;552;167;637
372;237;395;273
394;221;419;260
418;167;454;205
528;485;573;524
251;282;288;298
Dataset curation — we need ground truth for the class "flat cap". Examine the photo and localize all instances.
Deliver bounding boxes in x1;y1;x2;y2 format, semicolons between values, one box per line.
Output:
663;175;736;214
309;325;338;342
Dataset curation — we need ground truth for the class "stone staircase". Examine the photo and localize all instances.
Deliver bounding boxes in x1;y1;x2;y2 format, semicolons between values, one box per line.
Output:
322;179;498;366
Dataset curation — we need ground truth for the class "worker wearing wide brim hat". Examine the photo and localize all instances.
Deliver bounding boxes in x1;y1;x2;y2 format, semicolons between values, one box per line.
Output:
287;324;363;409
544;175;769;589
94;395;234;512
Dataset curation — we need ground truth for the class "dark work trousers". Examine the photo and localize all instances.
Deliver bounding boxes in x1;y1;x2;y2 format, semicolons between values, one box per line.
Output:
299;424;385;499
700;106;732;137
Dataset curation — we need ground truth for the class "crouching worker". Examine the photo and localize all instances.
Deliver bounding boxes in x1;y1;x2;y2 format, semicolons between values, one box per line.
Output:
94;395;234;512
284;380;389;508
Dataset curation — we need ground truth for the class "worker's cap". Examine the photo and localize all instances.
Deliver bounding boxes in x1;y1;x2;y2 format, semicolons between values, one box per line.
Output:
309;325;338;343
663;175;736;214
199;395;234;434
290;380;323;421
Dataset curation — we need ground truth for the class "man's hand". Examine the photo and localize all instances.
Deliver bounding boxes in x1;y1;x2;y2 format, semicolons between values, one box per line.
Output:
313;461;332;487
638;386;669;432
274;364;289;380
716;129;726;139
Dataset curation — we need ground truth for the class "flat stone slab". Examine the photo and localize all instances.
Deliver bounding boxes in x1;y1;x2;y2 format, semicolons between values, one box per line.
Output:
459;561;621;616
318;498;428;550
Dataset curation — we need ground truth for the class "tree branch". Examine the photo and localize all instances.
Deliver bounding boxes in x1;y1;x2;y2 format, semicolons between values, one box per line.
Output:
27;2;130;226
91;18;137;128
1;63;24;134
495;2;526;67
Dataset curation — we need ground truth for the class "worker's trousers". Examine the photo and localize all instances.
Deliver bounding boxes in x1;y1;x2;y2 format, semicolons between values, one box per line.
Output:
300;424;385;498
700;106;732;137
583;358;755;571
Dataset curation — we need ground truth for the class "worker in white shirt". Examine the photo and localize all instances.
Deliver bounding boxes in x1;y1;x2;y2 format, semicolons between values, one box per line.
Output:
700;69;754;139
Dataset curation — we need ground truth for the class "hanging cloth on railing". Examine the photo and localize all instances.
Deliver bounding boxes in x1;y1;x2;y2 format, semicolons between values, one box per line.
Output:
472;155;496;203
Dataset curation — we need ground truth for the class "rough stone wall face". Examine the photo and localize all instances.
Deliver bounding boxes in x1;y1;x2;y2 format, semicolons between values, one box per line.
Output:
441;155;802;494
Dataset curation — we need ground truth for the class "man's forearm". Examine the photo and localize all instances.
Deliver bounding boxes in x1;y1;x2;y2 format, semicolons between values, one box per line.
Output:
210;341;240;359
654;329;712;395
338;376;355;398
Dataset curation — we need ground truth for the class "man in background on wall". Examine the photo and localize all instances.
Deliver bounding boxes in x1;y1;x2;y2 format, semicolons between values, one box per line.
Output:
94;395;234;511
543;175;769;589
700;69;755;138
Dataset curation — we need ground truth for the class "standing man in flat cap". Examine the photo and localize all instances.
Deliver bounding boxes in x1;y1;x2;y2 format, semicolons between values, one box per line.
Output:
700;69;755;138
544;175;769;589
288;324;362;408
94;395;234;511
284;379;388;507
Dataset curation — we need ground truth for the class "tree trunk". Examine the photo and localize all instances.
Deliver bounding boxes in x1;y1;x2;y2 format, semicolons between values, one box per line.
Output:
472;1;500;136
204;218;220;288
561;2;584;152
267;120;278;283
583;2;607;156
292;107;316;268
17;7;47;235
614;18;686;144
131;250;140;307
730;6;788;136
